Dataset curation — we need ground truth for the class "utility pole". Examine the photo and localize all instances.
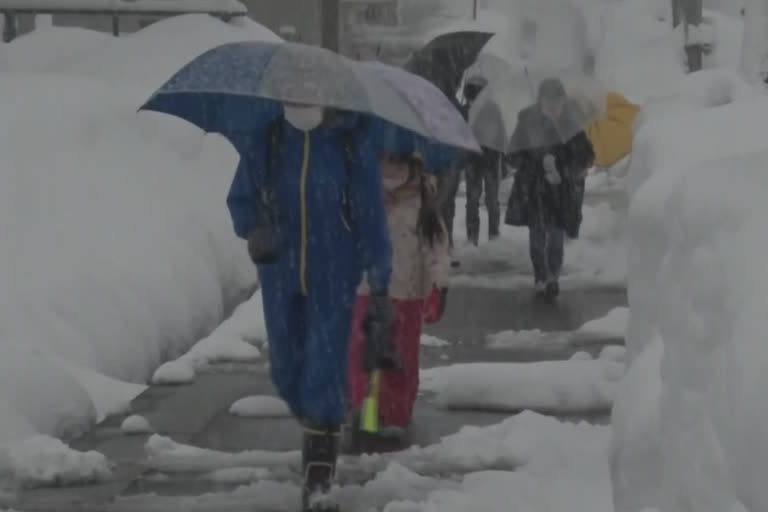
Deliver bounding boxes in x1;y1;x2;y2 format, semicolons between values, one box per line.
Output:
671;0;681;27
682;0;703;71
673;0;703;71
321;0;340;52
472;0;478;20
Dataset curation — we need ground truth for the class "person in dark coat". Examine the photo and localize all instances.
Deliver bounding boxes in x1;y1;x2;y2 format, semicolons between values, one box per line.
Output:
505;78;595;300
463;77;504;246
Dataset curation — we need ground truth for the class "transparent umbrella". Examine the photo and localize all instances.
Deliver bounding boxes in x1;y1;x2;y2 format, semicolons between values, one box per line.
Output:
141;40;479;152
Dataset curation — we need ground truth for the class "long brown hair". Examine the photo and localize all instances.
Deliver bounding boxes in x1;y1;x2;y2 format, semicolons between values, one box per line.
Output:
410;157;446;249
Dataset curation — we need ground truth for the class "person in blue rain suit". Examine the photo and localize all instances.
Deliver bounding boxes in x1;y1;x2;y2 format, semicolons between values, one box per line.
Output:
227;103;393;512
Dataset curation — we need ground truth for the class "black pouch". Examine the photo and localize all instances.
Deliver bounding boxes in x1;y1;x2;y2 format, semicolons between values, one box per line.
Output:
247;224;279;264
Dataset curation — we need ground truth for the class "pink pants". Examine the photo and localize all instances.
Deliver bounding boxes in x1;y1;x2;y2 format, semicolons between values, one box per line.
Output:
347;295;423;428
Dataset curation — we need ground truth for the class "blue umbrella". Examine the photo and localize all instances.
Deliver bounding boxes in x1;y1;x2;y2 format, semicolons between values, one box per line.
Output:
140;40;480;153
371;118;464;173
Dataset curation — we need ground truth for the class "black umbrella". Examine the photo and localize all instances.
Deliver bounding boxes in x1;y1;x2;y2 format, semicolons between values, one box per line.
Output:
403;31;494;109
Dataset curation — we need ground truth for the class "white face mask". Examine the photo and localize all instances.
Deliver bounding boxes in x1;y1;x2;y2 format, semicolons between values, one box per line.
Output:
382;176;406;190
283;104;324;131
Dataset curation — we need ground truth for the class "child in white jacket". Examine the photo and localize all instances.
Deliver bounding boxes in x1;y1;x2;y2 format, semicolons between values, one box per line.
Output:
347;151;450;437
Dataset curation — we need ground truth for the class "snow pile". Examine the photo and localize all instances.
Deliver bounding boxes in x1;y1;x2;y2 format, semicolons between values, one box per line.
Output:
148;290;266;384
420;335;450;348
229;396;290;418
599;345;627;364
120;412;611;512
201;466;272;484
152;361;196;385
121;415;153;435
486;328;556;350
0;14;279;94
578;307;629;339
421;359;623;413
171;291;266;372
488;307;627;351
0;17;278;445
0;436;111;488
611;78;768;511
390;413;612;512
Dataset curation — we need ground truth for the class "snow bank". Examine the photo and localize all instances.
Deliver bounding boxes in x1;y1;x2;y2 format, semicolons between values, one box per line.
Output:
0;14;279;94
578;307;629;339
420;335;450;348
626;78;765;360
0;436;111;488
121;415;153;435
173;290;266;371
422;359;624;413
398;413;612;512
612;77;768;511
229;396;290;418
152;361;196;385
0;17;278;445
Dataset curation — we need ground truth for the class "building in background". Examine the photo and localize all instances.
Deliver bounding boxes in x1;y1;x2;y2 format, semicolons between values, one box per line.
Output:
1;0;426;61
339;0;417;64
1;0;247;41
239;0;323;45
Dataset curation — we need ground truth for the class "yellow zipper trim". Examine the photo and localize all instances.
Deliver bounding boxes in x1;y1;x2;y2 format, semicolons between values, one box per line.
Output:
299;131;310;296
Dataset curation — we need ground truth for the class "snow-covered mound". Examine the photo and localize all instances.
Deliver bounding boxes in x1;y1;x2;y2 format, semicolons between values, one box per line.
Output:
612;74;768;512
0;17;278;445
0;14;280;94
121;415;153;435
0;435;111;488
229;396;290;418
152;361;196;385
422;359;623;413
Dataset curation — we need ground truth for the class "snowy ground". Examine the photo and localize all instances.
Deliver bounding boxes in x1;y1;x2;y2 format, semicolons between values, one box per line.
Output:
105;411;612;512
449;173;628;291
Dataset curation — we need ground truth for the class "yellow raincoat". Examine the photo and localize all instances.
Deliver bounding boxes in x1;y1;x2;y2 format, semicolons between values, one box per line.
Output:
585;92;641;168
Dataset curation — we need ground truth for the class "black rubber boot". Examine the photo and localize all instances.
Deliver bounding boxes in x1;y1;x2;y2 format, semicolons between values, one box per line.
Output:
302;424;341;512
544;280;560;302
340;412;361;455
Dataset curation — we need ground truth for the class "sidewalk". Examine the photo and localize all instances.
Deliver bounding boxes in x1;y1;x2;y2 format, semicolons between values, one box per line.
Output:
2;284;626;512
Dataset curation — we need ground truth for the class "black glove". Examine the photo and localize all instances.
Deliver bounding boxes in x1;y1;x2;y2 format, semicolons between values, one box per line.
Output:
247;226;278;265
362;293;397;373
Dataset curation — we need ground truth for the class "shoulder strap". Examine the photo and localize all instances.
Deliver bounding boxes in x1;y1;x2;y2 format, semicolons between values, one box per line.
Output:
339;117;368;228
262;119;282;226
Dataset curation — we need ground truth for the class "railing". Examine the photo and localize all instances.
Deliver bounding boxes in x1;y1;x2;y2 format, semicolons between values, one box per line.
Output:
0;0;248;42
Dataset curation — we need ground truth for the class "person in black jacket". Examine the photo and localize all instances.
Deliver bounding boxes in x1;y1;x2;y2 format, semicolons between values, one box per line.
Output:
505;78;595;300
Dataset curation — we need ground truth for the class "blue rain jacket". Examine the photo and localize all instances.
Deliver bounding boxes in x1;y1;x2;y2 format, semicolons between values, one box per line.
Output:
226;113;392;425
